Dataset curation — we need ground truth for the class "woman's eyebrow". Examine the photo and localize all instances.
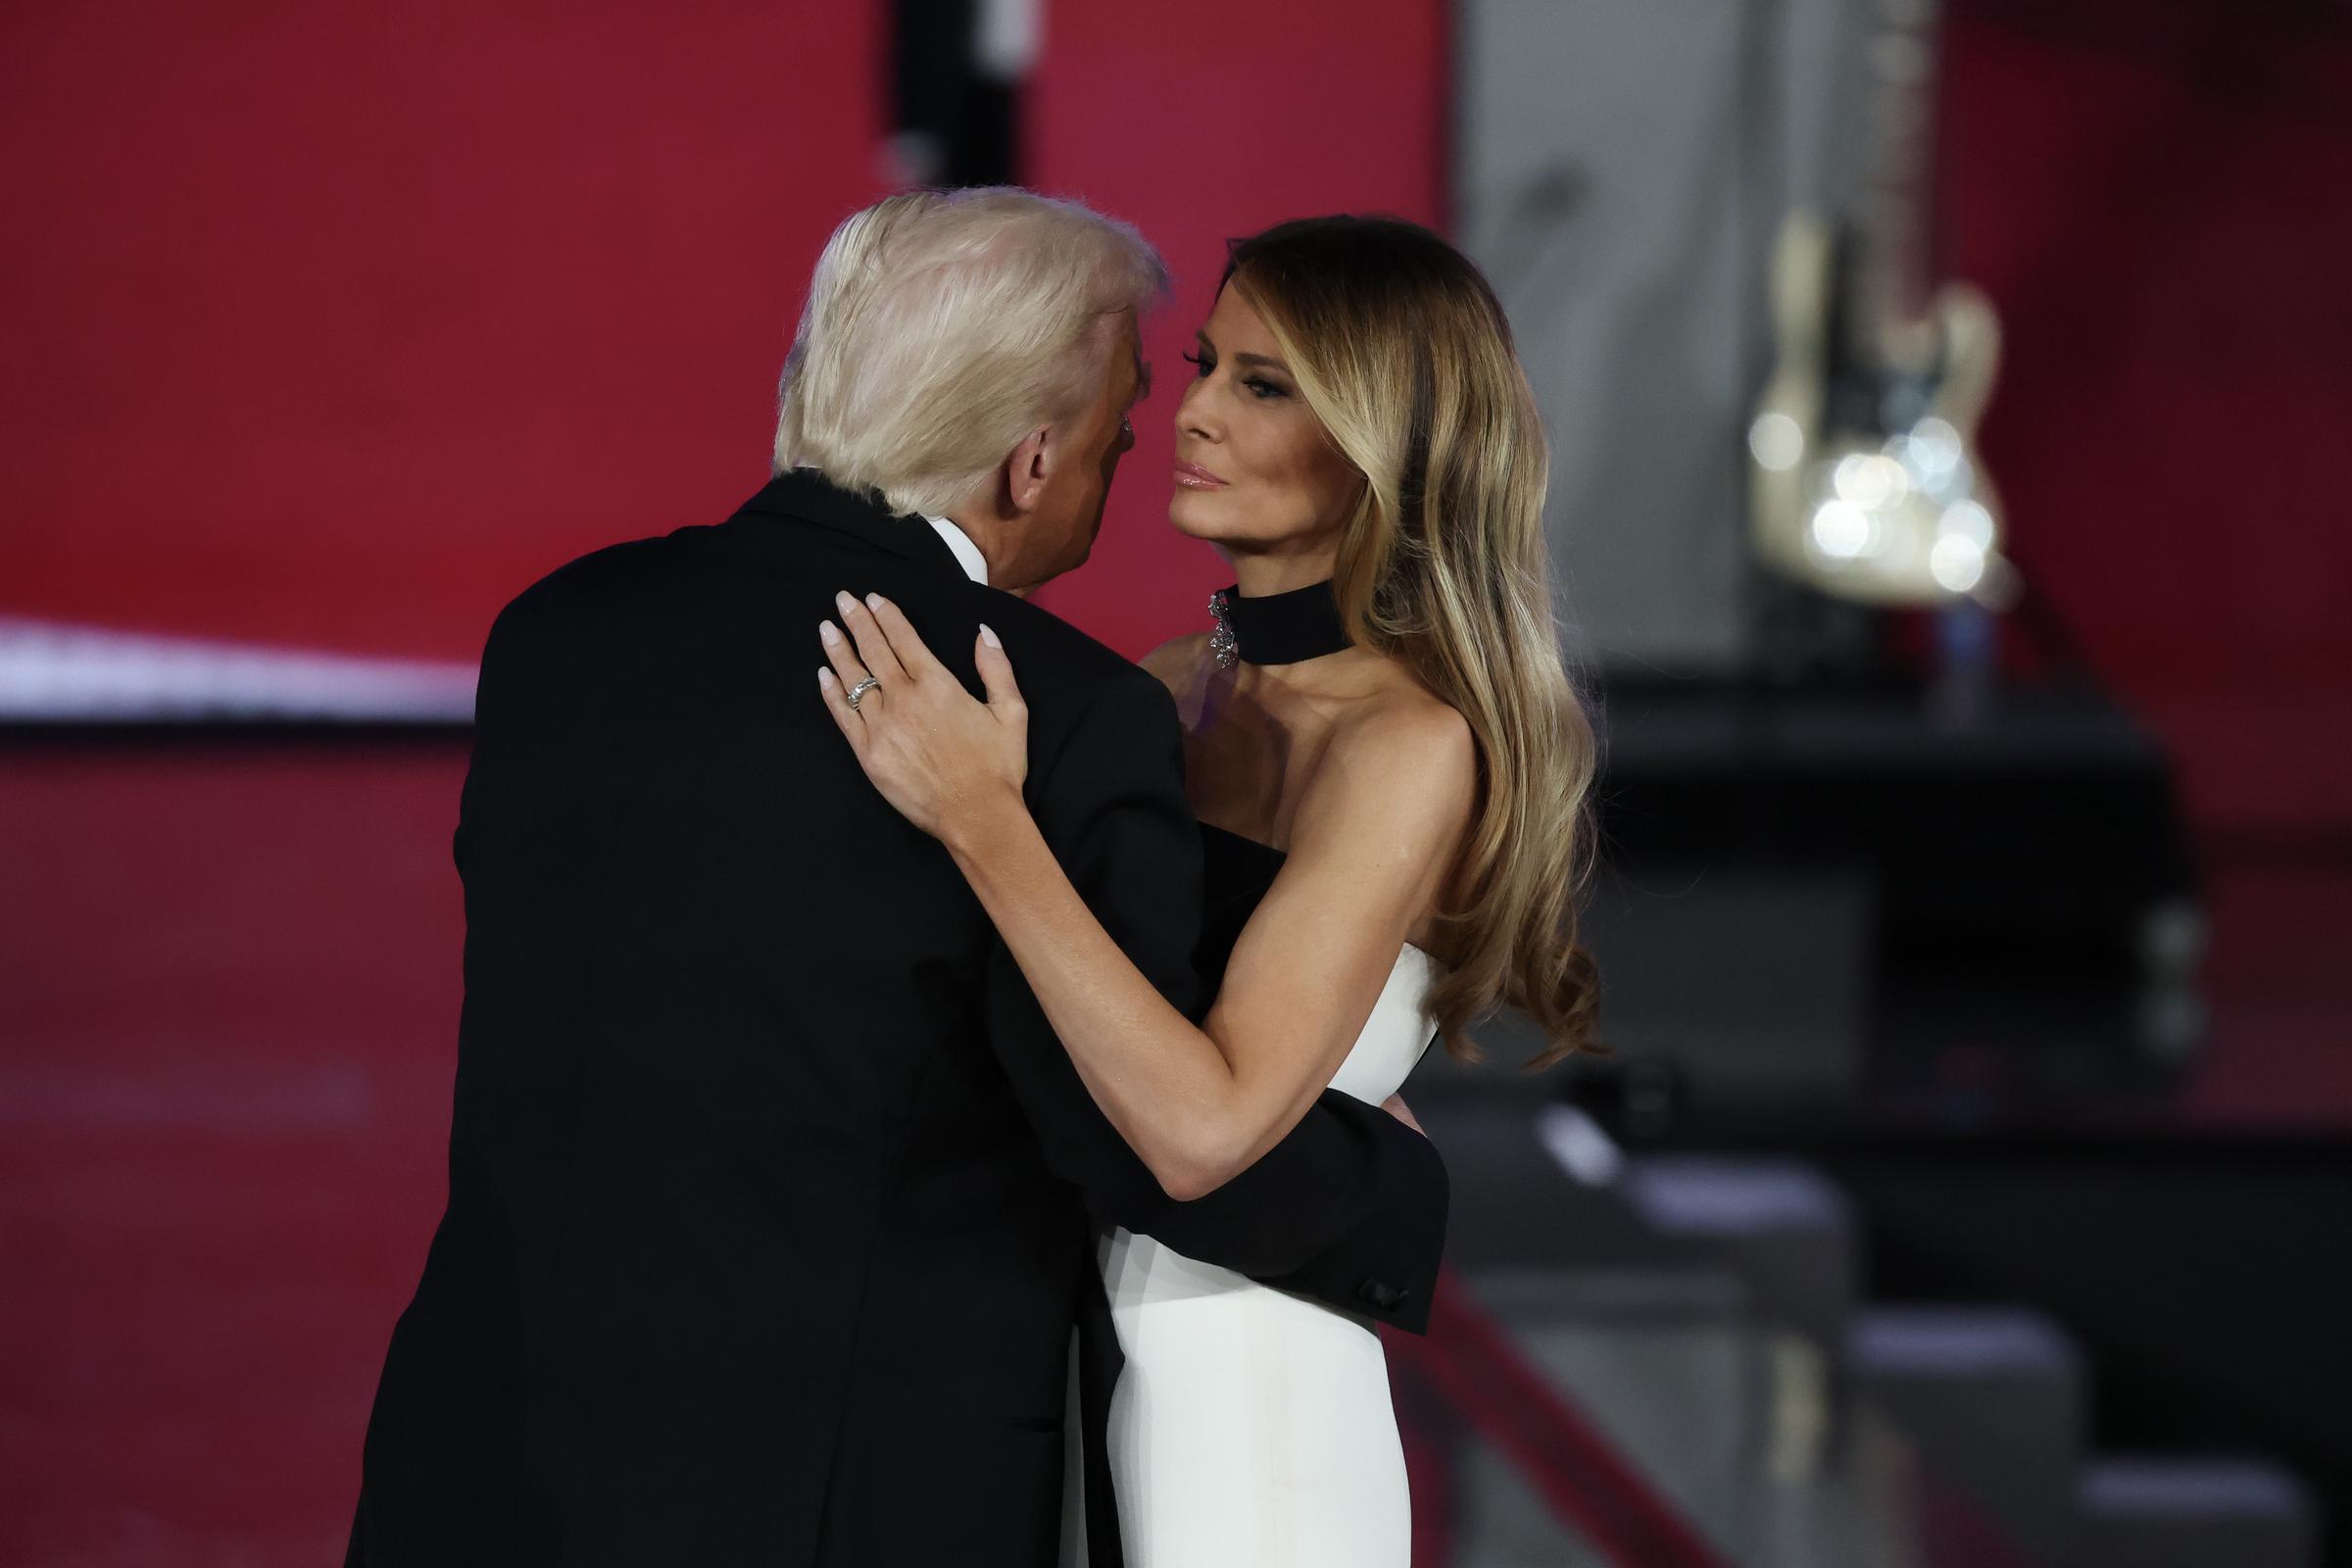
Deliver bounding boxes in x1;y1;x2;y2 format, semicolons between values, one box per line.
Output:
1194;330;1289;374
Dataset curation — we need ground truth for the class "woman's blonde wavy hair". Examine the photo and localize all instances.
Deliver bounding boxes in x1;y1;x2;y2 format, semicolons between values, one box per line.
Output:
1224;217;1599;1065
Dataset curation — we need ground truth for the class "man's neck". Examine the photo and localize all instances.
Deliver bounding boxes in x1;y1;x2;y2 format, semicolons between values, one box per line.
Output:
945;507;1033;596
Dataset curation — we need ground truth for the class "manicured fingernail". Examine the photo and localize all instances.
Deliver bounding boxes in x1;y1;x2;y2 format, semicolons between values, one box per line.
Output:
819;620;842;646
865;593;886;612
817;666;835;689
979;623;1001;650
835;590;858;615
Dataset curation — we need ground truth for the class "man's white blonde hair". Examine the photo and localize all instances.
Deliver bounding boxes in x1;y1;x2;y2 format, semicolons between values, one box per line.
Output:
775;187;1168;518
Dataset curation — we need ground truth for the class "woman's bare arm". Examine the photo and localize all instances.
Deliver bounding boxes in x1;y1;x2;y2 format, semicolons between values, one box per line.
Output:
943;704;1468;1198
818;592;1472;1200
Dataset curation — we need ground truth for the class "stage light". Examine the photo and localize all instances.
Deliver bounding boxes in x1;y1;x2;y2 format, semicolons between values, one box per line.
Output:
1909;416;1963;476
1536;1103;1625;1187
1941;499;1995;550
1929;533;1987;594
1809;499;1876;561
1833;453;1909;511
0;617;478;721
1749;412;1804;471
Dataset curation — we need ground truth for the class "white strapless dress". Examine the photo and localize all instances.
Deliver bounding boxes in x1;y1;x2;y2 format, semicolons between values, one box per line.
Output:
1065;943;1438;1567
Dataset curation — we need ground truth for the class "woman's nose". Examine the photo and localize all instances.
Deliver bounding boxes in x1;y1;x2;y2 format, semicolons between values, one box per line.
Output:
1174;372;1218;440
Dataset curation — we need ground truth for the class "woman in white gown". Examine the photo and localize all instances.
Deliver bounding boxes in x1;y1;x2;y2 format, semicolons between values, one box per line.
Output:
817;216;1599;1565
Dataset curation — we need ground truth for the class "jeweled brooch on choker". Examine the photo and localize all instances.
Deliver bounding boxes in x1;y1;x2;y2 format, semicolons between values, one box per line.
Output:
1207;589;1238;669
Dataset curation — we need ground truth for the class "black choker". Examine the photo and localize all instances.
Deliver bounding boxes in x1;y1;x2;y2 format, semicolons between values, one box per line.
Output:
1207;580;1351;668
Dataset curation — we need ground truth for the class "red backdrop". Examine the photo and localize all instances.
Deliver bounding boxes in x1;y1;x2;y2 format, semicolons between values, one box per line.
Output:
3;0;2343;829
0;1;886;660
1941;2;2352;830
0;0;1445;667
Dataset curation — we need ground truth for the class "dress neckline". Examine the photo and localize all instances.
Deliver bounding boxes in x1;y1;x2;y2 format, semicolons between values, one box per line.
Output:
1200;818;1287;860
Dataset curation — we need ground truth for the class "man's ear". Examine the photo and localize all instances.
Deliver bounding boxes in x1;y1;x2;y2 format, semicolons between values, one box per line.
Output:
1003;424;1054;514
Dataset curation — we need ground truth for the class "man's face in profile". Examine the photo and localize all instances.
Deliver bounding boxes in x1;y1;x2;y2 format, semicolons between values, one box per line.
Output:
1007;316;1145;593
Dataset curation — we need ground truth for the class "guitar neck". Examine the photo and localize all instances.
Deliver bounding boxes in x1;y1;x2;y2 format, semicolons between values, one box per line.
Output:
1841;0;1947;371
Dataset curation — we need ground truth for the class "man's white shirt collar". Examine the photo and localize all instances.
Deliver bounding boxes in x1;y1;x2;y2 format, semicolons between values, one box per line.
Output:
927;515;989;586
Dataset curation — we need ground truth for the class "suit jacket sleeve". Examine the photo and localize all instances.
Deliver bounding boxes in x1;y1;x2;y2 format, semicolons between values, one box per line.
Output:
980;667;1447;1334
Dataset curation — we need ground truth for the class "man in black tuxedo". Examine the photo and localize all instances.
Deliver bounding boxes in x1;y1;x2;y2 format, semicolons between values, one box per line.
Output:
347;189;1446;1567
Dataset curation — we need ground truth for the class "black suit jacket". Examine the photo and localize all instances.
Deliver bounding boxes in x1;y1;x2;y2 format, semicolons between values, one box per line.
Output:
347;472;1447;1567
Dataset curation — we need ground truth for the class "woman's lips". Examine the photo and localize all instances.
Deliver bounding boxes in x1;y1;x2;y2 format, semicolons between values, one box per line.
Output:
1174;459;1228;490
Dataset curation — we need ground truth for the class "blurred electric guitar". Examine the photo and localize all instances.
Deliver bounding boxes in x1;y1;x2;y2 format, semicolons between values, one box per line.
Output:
1748;0;2009;608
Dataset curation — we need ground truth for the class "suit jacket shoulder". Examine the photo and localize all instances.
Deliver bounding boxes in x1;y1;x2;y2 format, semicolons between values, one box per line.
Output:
948;580;1166;706
480;528;719;656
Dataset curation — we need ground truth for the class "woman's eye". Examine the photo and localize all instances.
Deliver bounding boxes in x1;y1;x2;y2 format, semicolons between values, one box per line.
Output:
1244;377;1287;400
1180;351;1212;378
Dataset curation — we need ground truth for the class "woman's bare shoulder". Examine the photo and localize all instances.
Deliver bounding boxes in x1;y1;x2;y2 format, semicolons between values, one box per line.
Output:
1341;680;1474;775
1139;632;1214;699
1277;673;1478;936
1296;666;1476;831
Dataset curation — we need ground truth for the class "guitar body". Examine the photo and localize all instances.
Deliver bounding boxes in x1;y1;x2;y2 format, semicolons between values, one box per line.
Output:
1749;213;2008;606
1746;0;2009;611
